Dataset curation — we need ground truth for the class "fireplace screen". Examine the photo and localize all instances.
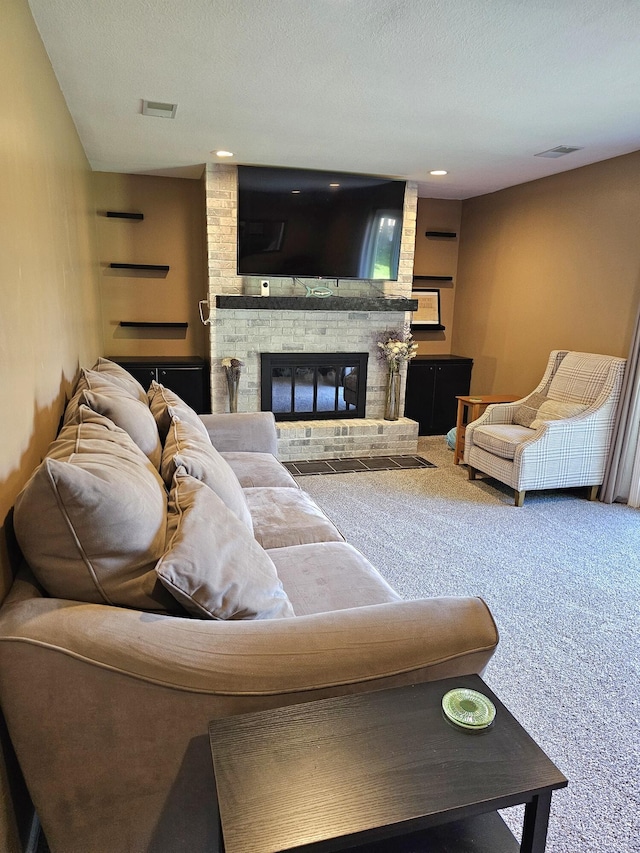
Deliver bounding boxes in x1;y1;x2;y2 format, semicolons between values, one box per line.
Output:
261;353;368;421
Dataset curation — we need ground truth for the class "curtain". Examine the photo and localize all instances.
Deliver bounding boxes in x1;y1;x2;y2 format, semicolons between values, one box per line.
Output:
601;304;640;506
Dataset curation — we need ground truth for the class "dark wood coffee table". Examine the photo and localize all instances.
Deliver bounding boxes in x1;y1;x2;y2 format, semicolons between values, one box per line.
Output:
208;674;567;852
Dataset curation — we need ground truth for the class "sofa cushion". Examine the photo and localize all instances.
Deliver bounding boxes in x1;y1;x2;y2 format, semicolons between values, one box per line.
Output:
156;469;294;620
513;392;549;427
13;416;177;613
79;386;162;469
88;357;149;402
244;487;344;549
162;416;253;532
148;380;209;442
530;399;587;429
268;541;401;616
472;424;536;460
220;451;299;488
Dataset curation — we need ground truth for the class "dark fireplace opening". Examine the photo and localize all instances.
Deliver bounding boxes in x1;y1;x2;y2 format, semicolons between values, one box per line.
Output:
261;353;368;421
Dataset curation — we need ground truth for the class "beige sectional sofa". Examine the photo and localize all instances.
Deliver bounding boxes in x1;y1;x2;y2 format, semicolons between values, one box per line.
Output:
0;359;499;853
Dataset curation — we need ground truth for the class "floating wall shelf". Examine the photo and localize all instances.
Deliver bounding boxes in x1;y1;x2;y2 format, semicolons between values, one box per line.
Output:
110;263;170;271
413;275;454;283
425;231;457;239
411;323;446;331
119;321;188;328
106;211;144;220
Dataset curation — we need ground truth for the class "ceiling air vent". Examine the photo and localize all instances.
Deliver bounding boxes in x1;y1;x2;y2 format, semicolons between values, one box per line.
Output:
141;100;177;119
534;146;583;159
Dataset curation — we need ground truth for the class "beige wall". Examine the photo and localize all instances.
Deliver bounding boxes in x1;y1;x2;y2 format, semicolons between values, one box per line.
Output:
412;199;462;354
452;151;640;396
93;172;207;358
1;0;104;847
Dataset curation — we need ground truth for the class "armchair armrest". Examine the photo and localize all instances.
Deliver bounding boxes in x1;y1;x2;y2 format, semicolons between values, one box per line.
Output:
199;411;278;454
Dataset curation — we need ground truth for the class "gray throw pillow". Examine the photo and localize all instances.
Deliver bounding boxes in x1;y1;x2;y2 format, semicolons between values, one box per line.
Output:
80;385;162;469
161;415;254;531
90;357;149;401
72;365;146;402
156;468;294;620
14;414;177;613
148;380;209;442
513;392;549;427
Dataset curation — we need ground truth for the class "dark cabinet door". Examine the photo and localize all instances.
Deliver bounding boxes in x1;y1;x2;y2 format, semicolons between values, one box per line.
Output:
404;363;437;433
405;356;472;435
157;366;208;413
109;358;210;413
431;363;472;434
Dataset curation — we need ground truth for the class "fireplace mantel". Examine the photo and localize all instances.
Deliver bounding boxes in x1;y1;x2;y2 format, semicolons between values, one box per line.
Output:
215;295;418;312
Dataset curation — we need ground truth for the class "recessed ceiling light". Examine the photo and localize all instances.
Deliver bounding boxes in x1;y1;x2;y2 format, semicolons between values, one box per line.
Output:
429;170;448;176
534;146;583;159
214;150;234;158
141;100;177;119
291;190;301;194
329;183;340;187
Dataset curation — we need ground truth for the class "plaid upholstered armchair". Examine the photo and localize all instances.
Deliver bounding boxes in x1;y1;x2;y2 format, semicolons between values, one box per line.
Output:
464;351;626;506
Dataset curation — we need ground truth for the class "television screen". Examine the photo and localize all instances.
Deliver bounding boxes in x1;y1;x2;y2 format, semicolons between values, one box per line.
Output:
237;166;406;280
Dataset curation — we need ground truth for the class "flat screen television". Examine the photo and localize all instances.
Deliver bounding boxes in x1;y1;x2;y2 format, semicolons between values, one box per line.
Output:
237;165;406;280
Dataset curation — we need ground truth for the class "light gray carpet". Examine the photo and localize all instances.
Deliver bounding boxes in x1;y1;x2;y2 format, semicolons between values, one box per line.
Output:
297;436;640;853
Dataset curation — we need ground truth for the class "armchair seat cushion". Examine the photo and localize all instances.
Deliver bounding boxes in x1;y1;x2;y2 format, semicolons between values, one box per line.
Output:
472;424;535;460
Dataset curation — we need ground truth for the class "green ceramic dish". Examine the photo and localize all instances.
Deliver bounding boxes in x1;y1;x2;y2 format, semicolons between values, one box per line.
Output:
442;688;496;729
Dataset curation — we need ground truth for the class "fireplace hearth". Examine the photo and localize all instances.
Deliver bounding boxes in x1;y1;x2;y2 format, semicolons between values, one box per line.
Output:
261;353;368;421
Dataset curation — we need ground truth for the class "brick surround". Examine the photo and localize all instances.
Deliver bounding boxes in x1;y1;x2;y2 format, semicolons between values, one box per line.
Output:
205;163;419;459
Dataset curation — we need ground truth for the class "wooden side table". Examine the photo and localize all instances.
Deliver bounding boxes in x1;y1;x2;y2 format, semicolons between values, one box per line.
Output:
454;394;521;464
208;675;567;853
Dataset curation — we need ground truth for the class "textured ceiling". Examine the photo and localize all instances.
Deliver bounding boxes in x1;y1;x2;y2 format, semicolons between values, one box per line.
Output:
27;0;640;198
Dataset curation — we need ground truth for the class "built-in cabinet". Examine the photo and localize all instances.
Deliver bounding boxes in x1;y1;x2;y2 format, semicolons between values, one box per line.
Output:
404;354;472;435
109;356;210;413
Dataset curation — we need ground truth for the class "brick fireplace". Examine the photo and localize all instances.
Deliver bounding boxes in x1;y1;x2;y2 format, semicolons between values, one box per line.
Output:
205;163;420;460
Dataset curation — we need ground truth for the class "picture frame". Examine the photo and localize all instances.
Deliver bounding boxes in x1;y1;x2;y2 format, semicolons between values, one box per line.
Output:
410;288;441;326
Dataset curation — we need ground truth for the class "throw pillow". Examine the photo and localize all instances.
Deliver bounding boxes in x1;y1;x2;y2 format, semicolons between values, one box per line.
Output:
80;385;162;469
530;399;587;429
13;419;179;613
161;415;253;531
89;357;149;402
513;392;549;428
156;469;294;620
148;380;209;442
72;365;146;403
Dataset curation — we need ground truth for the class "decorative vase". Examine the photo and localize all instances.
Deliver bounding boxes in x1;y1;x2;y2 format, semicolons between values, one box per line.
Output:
384;366;401;421
226;373;239;413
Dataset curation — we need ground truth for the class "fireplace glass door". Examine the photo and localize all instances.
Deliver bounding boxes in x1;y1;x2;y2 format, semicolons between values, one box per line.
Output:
261;353;368;421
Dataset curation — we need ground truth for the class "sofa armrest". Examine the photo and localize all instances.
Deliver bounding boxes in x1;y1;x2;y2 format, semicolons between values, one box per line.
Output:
0;595;498;696
0;593;497;852
199;411;278;454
